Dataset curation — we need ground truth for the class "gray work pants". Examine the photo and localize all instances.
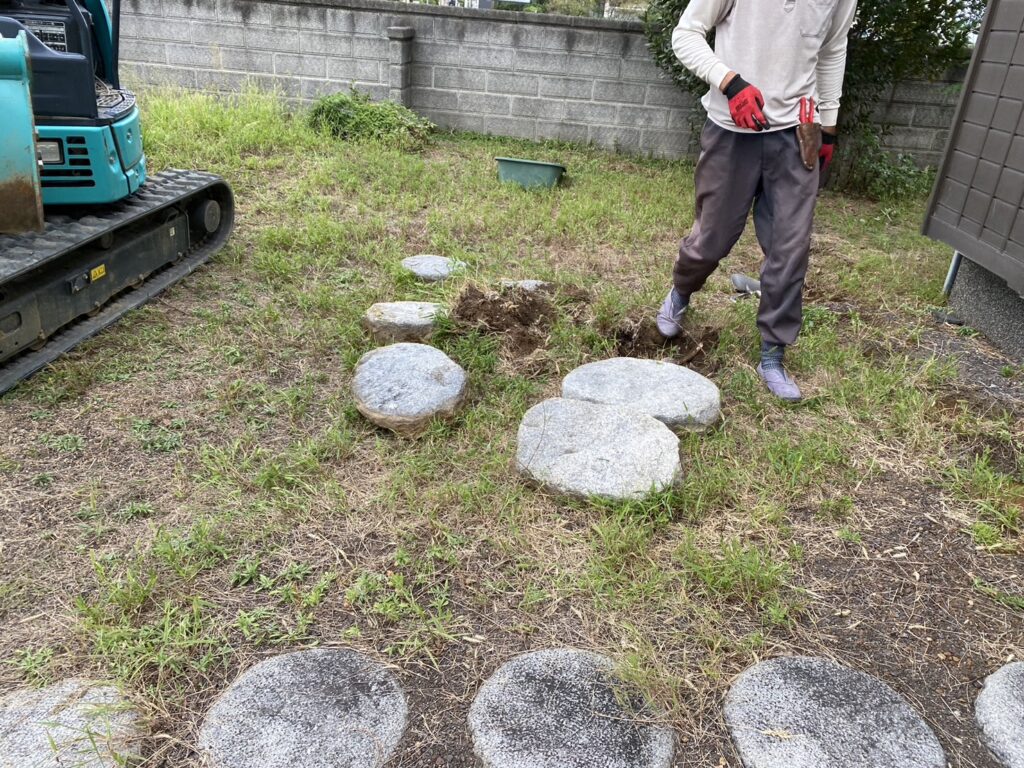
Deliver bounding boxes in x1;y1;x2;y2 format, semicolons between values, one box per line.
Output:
673;121;819;347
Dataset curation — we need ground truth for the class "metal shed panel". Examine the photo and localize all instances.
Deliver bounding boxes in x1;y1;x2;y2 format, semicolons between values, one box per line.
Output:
924;0;1024;295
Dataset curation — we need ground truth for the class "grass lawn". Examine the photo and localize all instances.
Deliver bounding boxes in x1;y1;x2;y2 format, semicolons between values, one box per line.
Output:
0;89;1021;767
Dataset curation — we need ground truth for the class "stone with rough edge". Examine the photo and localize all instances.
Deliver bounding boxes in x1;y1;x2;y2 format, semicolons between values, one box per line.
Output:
515;398;681;501
198;648;407;768
0;679;144;768
724;656;946;768
975;662;1024;768
468;648;675;768
499;278;550;292
401;254;466;282
561;357;720;430
363;301;444;343
352;343;467;436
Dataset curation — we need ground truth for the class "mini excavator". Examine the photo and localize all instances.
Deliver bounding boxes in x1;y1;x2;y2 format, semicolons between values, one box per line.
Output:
0;0;233;394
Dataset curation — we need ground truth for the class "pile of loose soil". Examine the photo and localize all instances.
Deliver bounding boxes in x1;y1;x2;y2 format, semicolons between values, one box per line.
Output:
452;284;559;358
610;313;720;374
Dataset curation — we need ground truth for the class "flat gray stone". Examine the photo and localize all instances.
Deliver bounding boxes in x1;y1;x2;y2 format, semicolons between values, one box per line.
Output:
976;661;1024;768
198;648;407;768
401;254;466;282
724;656;946;768
0;679;143;768
562;357;720;431
352;343;467;437
499;279;550;293
363;301;443;343
468;648;674;768
515;398;681;501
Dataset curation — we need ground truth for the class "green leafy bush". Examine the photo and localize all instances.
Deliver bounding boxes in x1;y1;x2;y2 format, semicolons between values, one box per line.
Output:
308;90;435;151
643;0;986;199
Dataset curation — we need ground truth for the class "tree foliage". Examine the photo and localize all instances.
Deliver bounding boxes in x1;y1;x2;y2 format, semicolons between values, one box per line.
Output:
643;0;987;195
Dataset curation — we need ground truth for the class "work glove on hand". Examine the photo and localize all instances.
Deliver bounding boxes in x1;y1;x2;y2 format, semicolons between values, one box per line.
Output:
819;132;836;172
724;75;770;132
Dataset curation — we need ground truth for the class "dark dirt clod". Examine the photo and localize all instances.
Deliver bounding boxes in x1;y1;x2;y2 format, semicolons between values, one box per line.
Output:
610;314;720;374
452;284;559;358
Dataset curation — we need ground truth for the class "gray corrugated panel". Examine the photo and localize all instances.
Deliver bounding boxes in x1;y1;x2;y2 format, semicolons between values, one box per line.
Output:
987;30;1020;61
981;128;1012;161
995;167;1024;203
924;0;1024;293
992;1;1024;30
1007;65;1024;93
965;92;999;124
973;159;1001;194
992;98;1023;130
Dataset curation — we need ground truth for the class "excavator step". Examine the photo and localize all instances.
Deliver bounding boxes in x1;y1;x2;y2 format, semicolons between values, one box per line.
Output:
0;169;233;396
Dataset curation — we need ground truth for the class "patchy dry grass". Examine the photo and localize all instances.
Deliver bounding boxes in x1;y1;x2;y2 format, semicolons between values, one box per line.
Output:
0;89;1021;767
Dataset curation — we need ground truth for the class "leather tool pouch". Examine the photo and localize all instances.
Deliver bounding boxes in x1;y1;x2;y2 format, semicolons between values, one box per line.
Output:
796;123;822;171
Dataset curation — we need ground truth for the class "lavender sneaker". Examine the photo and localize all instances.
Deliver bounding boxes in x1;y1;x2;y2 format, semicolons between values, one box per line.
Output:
757;363;802;402
656;289;688;338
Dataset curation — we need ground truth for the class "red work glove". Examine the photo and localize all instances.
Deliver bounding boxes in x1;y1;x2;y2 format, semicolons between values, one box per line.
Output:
724;75;770;132
819;132;836;172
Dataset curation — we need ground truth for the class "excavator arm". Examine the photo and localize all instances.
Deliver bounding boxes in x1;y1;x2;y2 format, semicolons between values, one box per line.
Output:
0;31;44;234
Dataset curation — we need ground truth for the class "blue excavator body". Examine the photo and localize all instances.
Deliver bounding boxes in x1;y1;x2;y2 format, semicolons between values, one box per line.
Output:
0;1;233;393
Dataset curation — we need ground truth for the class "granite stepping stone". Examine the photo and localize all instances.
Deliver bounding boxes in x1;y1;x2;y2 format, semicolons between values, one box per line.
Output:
401;254;466;282
975;661;1024;768
468;648;675;768
562;357;721;431
352;343;467;436
516;398;681;501
0;679;144;768
198;648;407;768
724;656;946;768
363;301;444;343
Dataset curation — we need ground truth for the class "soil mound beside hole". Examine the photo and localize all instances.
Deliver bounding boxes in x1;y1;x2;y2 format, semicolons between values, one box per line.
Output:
453;283;558;357
611;314;720;373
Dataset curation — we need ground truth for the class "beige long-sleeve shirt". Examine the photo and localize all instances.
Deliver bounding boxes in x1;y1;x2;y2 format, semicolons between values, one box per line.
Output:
672;0;858;132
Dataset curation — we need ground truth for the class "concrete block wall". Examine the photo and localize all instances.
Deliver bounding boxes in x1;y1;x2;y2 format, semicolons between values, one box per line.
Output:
874;73;967;168
119;0;962;163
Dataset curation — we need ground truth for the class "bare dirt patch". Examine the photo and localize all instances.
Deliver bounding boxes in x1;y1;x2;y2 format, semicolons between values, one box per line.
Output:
789;476;1024;768
609;313;721;375
452;284;558;359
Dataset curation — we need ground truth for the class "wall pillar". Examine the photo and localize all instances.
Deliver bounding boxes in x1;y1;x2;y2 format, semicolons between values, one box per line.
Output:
387;26;415;106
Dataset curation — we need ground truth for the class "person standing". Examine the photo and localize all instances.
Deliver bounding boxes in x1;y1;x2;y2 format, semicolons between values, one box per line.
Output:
656;0;858;401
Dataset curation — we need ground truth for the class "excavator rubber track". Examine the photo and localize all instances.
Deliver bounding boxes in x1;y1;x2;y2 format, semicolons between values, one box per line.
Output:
0;169;234;395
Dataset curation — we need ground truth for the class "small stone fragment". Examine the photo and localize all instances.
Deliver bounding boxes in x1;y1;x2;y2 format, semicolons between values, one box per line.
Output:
198;648;407;768
975;661;1024;768
468;648;675;768
401;254;466;282
515;398;681;501
0;679;144;768
498;279;550;293
724;656;946;768
352;343;467;436
561;357;720;430
363;301;443;343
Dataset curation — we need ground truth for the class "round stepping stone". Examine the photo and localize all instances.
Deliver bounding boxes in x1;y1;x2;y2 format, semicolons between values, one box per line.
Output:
975;661;1024;768
0;679;144;767
401;254;466;282
469;648;674;768
562;357;720;431
352;343;467;436
724;656;946;768
516;398;681;501
499;279;550;293
198;648;407;768
363;301;443;343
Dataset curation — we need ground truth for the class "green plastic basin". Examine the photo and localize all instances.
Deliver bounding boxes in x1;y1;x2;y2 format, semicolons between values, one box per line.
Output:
495;157;566;189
